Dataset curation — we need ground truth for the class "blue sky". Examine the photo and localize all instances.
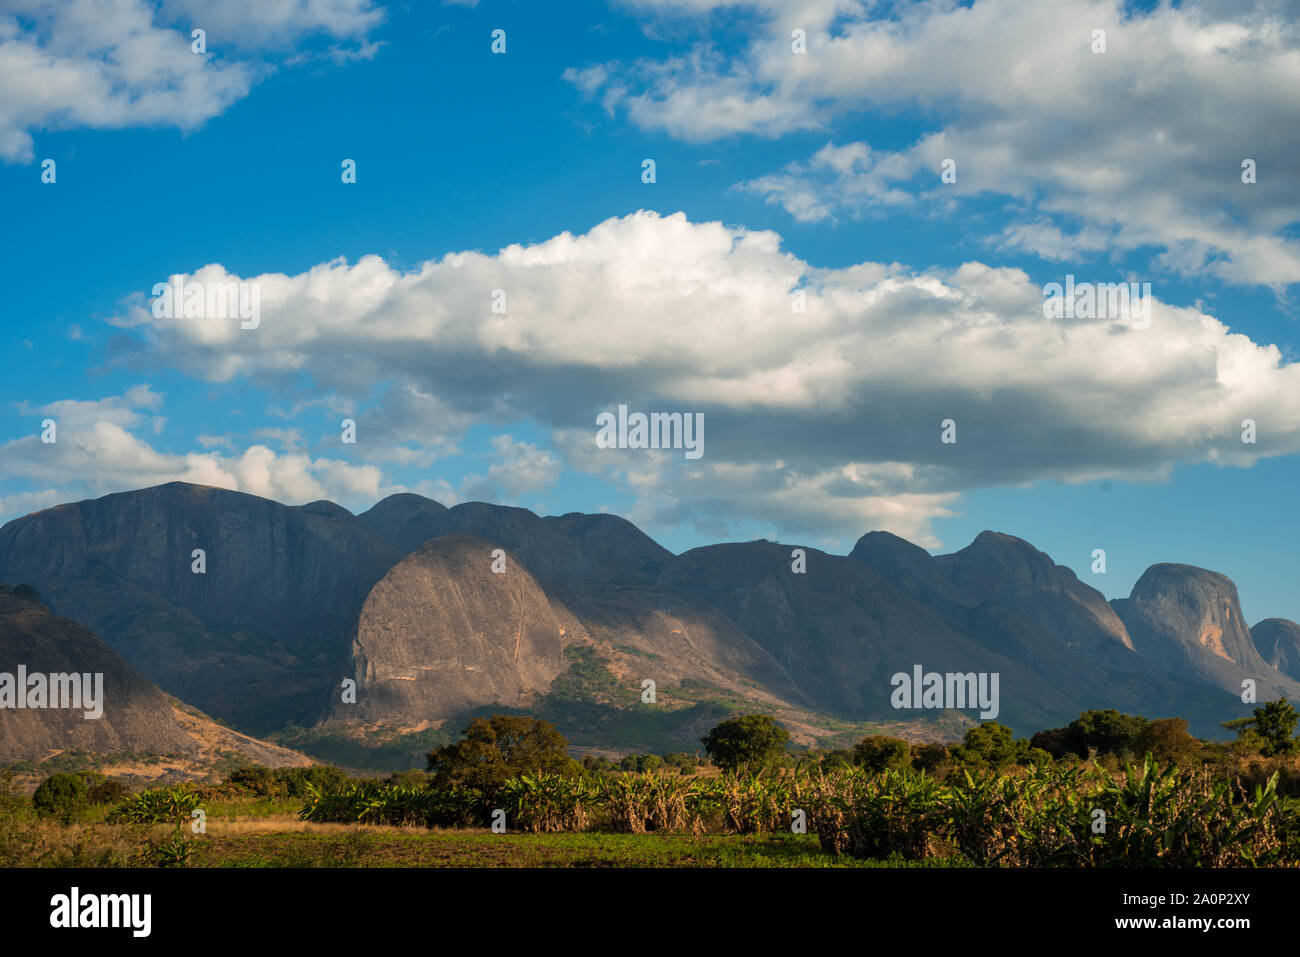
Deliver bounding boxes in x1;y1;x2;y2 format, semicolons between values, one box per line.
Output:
3;0;1300;622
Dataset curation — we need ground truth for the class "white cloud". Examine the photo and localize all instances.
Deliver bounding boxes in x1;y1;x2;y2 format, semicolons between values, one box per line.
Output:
0;0;382;162
1;386;386;516
465;435;562;501
576;0;1300;286
108;210;1300;545
736;140;916;222
161;0;382;45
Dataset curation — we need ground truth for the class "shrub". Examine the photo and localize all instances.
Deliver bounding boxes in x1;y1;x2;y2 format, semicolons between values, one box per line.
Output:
384;769;429;789
299;781;478;828
106;785;202;824
33;773;89;822
88;778;128;805
226;765;285;798
11;583;42;605
797;756;1291;867
910;742;951;775
288;765;350;796
718;770;793;834
1137;718;1202;765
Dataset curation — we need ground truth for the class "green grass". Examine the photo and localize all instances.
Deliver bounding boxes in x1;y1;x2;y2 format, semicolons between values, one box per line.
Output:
202;828;963;868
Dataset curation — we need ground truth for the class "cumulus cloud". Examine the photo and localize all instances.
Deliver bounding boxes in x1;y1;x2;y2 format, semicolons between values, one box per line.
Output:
575;0;1300;287
735;140;916;222
1;386;387;515
0;0;382;162
107;210;1300;545
459;436;562;503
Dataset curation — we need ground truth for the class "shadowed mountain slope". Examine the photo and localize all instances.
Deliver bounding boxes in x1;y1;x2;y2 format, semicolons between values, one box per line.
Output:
660;540;1076;731
0;482;404;732
356;493;449;555
1;483;1292;753
0;585;308;768
850;532;1242;735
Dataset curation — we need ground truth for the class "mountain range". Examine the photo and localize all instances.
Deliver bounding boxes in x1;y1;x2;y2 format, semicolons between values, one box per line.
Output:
1;481;1296;767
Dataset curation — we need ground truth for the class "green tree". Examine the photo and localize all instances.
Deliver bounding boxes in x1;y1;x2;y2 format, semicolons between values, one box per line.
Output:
700;714;790;772
1136;717;1201;765
950;722;1021;770
819;748;855;772
12;583;41;605
853;735;911;773
226;765;284;797
1028;726;1070;759
1064;709;1148;759
1254;699;1298;756
1224;698;1298;757
32;772;89;823
427;715;574;796
910;741;952;774
384;769;429;788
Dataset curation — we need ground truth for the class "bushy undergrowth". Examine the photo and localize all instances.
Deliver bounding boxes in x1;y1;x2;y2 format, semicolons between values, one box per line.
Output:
105;784;202;824
297;756;1295;866
799;756;1286;866
300;780;478;828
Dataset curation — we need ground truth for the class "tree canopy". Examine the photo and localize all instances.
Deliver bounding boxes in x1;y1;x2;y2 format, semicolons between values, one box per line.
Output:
427;715;574;795
700;714;789;772
1224;698;1298;757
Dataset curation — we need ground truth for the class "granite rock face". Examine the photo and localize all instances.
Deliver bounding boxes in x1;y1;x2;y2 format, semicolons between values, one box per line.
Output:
935;532;1136;660
356;493;449;556
851;533;1237;730
1111;564;1300;700
661;540;1074;730
0;482;404;732
1251;618;1300;682
4;483;1298;748
329;533;583;726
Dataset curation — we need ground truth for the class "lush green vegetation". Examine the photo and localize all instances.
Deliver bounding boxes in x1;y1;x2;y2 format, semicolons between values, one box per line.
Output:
701;713;790;772
7;702;1300;868
293;760;1296;866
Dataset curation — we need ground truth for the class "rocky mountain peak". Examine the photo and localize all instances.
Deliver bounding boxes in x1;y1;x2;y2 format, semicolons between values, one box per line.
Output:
1251;618;1300;681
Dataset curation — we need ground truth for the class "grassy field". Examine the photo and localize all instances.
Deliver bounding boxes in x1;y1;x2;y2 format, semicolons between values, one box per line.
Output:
197;818;951;867
10;725;1300;868
3;806;957;867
